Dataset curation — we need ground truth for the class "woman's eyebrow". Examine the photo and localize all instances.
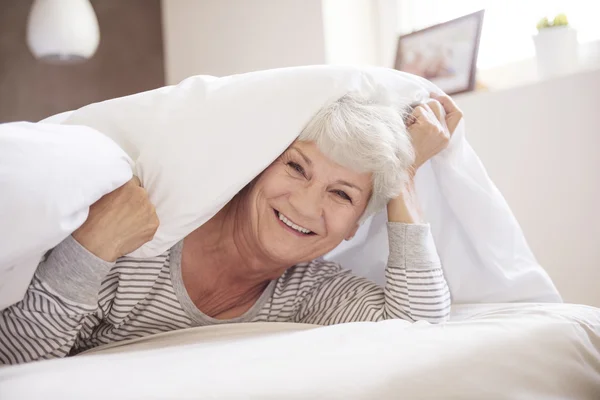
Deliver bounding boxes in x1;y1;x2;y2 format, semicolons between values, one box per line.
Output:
290;147;312;166
291;147;361;192
336;180;363;192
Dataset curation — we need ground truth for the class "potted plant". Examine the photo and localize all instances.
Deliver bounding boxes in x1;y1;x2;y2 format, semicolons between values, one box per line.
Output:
532;13;579;78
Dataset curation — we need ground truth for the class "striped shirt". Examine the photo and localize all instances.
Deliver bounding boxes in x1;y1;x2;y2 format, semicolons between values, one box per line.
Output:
0;223;450;365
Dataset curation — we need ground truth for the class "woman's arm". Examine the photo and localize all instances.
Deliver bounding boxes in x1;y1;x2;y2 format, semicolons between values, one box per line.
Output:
288;220;450;324
0;177;159;365
0;237;112;364
286;94;462;325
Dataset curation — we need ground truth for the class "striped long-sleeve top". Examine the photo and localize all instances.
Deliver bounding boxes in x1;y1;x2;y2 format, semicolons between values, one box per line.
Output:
0;223;451;365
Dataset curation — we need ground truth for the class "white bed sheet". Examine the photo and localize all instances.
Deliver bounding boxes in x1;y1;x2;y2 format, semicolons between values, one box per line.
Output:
1;303;599;399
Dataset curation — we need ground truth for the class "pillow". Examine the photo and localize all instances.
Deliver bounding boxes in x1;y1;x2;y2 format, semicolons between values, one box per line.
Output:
0;122;132;309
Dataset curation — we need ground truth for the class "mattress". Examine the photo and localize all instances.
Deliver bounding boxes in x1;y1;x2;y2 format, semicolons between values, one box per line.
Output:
1;303;599;399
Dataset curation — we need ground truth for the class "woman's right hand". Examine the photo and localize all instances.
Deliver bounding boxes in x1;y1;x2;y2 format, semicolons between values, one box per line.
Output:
72;177;159;262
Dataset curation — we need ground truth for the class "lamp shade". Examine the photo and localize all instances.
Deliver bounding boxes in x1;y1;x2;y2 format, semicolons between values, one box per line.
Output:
26;0;100;63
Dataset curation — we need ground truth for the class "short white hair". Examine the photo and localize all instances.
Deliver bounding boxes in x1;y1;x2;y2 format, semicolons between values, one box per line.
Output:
298;93;414;222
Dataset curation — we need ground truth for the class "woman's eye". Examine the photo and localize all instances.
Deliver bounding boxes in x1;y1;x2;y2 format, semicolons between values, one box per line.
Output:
287;162;305;176
333;190;352;203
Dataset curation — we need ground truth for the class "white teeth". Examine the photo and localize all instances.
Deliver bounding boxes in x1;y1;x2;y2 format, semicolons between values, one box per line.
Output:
278;212;312;234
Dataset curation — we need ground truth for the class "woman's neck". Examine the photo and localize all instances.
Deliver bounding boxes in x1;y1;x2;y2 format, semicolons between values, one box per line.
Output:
180;195;285;317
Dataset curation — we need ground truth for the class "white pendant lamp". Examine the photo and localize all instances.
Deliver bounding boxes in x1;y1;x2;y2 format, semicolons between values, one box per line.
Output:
26;0;100;64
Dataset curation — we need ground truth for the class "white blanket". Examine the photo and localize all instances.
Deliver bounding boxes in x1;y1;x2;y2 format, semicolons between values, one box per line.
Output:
1;303;598;399
0;65;560;308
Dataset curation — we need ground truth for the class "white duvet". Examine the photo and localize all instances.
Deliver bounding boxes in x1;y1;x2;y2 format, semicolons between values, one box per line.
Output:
1;303;598;399
0;66;560;310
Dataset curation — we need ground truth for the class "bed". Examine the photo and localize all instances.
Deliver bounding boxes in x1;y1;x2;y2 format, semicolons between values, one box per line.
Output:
1;303;598;399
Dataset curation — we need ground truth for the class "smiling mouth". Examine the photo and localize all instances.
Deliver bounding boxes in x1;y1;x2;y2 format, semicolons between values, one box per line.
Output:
273;209;315;236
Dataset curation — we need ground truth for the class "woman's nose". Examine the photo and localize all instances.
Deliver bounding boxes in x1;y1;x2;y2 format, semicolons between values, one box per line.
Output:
289;185;323;219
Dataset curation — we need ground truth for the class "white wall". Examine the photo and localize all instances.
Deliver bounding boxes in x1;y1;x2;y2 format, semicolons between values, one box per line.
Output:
321;0;379;66
321;0;398;67
455;69;600;306
161;0;327;84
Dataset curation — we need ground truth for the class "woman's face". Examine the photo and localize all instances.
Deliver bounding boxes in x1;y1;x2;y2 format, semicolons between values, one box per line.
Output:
244;141;372;265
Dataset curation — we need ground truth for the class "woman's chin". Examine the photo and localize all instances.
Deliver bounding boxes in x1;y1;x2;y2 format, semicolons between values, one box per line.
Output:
261;238;338;266
263;244;310;265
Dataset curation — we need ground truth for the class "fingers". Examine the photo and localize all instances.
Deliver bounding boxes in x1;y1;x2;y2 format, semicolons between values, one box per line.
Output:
406;103;428;127
411;104;427;119
144;207;160;242
431;92;463;134
426;99;445;125
404;109;418;127
131;175;142;187
408;100;447;133
414;103;435;120
412;103;440;127
431;93;460;115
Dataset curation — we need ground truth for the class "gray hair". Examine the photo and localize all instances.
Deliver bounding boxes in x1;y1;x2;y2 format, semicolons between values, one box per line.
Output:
298;93;415;222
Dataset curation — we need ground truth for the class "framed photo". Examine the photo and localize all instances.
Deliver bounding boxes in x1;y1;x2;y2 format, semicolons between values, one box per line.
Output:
394;10;485;95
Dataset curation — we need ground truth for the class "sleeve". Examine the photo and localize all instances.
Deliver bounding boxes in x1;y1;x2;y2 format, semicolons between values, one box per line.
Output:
0;236;113;365
293;223;451;325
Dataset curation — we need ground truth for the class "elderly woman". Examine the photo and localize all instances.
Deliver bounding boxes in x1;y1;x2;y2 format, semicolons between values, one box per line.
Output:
0;93;462;365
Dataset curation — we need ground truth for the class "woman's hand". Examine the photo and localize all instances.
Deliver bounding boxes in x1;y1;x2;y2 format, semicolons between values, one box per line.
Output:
72;177;160;262
387;93;463;224
406;93;463;172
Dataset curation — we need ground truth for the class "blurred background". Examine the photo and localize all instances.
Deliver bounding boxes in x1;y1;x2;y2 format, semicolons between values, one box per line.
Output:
0;0;599;306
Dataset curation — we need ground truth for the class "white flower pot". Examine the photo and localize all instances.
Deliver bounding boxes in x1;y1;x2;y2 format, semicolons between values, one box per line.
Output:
532;26;579;79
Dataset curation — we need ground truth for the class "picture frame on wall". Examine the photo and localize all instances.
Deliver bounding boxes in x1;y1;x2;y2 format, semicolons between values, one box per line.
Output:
394;10;485;95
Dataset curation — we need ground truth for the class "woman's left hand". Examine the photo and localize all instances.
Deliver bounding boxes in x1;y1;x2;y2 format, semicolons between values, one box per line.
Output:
387;93;463;224
407;93;463;172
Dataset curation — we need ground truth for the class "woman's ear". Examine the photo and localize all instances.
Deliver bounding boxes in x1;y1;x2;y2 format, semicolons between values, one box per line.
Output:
345;224;360;241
